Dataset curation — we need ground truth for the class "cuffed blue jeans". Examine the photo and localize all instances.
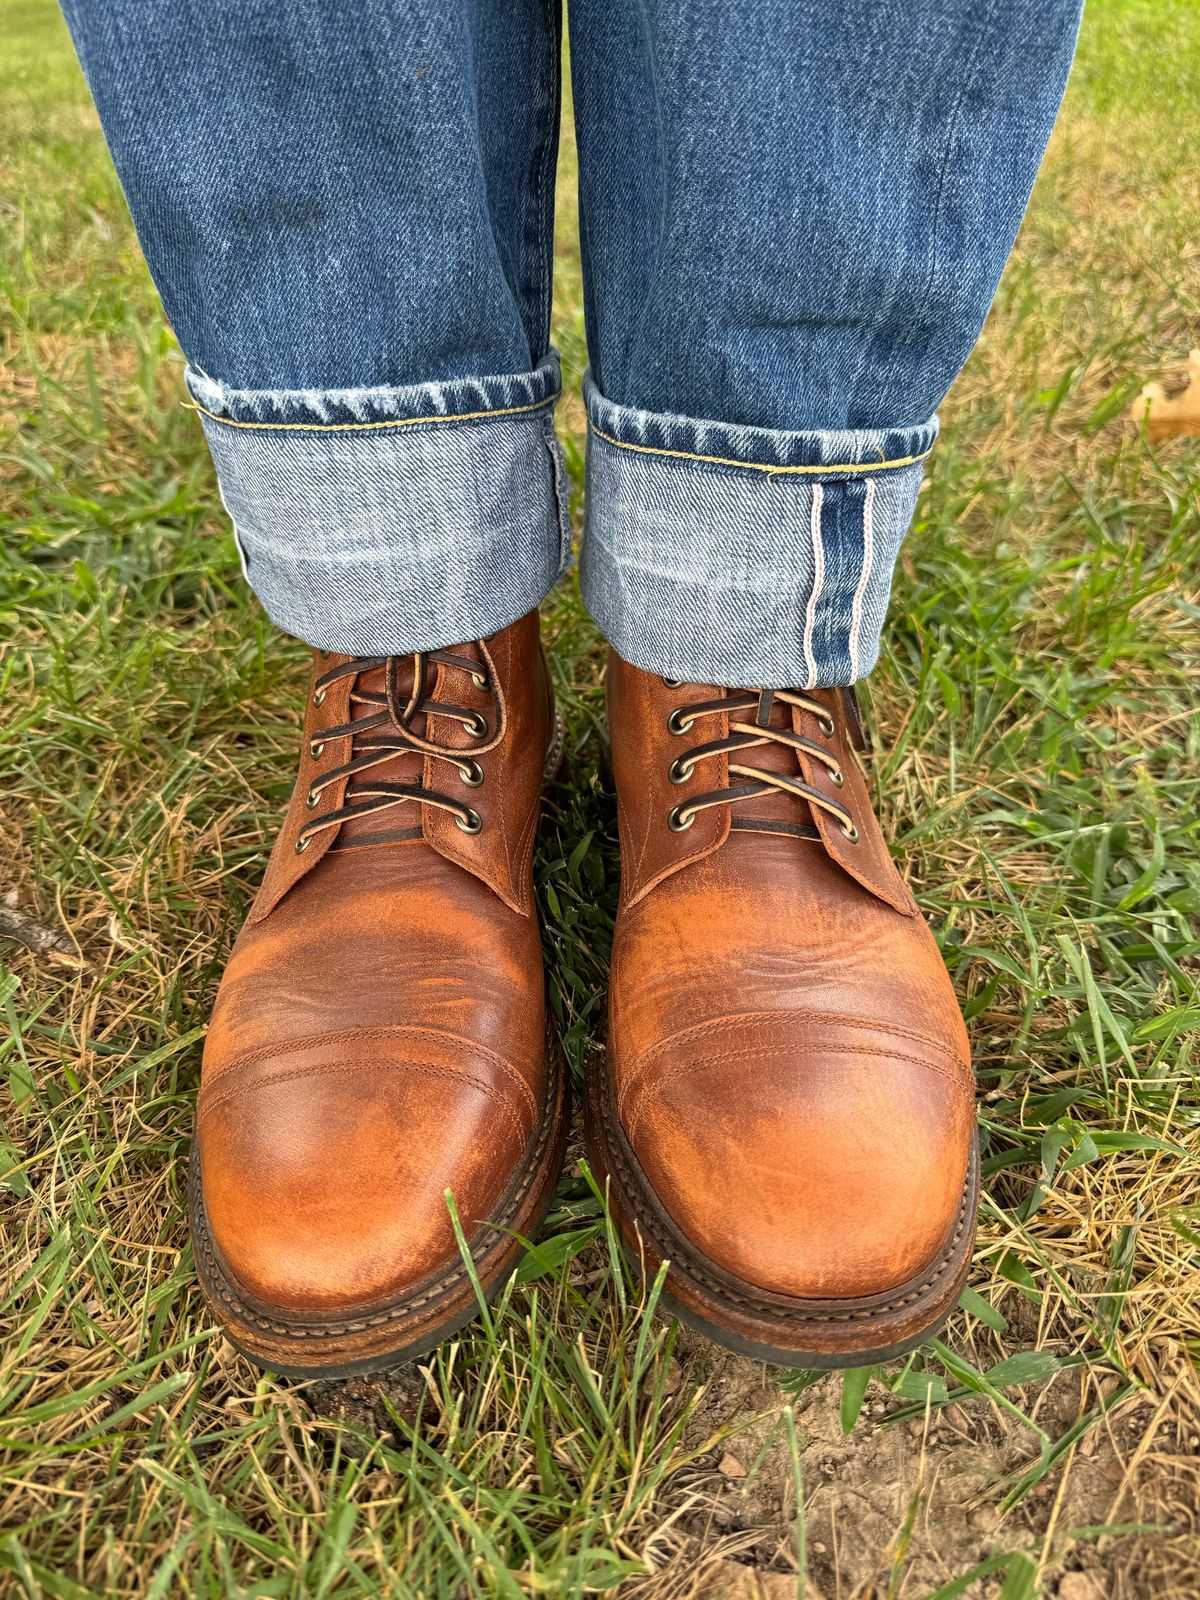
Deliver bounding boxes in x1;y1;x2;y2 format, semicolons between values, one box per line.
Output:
62;0;1081;688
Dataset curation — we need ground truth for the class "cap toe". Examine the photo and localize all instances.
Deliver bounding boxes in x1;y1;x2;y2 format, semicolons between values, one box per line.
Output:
198;1038;529;1313
625;1018;974;1300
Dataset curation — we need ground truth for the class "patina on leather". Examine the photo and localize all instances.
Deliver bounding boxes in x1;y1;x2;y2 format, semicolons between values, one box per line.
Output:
591;649;976;1363
192;610;566;1374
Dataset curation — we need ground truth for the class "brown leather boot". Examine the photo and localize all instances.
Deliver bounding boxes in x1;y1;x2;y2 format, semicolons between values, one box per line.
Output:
190;612;568;1376
587;651;977;1367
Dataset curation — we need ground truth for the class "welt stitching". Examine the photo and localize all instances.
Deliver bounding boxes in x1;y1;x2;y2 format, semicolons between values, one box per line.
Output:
201;1057;529;1139
624;1042;973;1143
190;393;557;434
588;424;932;477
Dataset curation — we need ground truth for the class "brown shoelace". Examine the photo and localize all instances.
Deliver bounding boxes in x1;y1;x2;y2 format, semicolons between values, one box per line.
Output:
295;646;501;853
662;683;859;842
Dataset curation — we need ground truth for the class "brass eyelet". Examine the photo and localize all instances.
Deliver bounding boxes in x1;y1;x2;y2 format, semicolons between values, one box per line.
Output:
818;714;835;738
661;677;683;689
461;760;484;788
309;740;325;760
468;713;489;738
295;835;312;855
470;671;489;691
667;758;692;785
312;686;327;708
840;822;859;844
667;805;695;832
456;807;483;834
830;766;845;789
667;708;693;736
306;787;321;809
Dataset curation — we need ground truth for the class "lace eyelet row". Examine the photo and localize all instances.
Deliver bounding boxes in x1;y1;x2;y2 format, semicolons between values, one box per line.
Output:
300;647;496;848
661;684;857;844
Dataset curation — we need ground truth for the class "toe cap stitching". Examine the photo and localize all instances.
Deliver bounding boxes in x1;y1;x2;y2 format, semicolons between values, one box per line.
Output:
625;1041;975;1145
199;1056;528;1147
204;1023;538;1123
635;1009;969;1073
621;1008;969;1129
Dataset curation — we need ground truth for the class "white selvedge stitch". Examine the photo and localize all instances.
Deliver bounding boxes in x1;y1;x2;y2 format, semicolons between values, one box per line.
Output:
849;476;876;680
802;483;825;689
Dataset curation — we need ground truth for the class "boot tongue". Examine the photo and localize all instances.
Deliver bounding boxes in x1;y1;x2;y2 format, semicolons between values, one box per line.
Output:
725;689;821;839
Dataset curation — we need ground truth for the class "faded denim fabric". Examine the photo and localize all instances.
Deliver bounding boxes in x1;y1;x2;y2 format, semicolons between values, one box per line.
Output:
581;376;933;688
63;0;1081;684
569;0;1082;685
189;358;569;652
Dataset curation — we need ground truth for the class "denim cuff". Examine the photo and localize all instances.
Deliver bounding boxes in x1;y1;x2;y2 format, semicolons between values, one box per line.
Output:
579;371;937;689
187;352;569;654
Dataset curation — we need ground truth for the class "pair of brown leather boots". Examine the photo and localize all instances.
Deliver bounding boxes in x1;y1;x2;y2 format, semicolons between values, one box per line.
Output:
192;612;977;1376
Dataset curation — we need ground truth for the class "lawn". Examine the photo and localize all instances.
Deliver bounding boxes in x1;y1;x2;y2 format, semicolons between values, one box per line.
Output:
1;0;1198;1595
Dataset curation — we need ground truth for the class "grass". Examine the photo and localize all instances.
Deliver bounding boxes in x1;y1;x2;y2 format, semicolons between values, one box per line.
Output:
1;0;1198;1594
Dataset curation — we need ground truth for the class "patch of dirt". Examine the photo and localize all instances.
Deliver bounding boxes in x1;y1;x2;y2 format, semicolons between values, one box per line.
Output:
300;1324;1196;1598
305;1366;433;1440
622;1333;1195;1599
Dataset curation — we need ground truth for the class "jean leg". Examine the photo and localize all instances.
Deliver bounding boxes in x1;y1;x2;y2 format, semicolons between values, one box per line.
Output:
61;0;568;653
568;0;1082;687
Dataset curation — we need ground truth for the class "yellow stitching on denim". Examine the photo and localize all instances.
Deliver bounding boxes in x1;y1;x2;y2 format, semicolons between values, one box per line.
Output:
588;424;931;476
186;393;556;432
